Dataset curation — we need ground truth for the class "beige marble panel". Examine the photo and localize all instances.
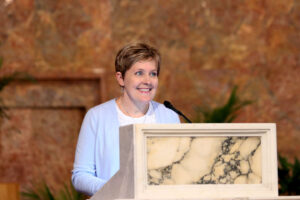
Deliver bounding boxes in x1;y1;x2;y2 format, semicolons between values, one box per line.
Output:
147;136;261;185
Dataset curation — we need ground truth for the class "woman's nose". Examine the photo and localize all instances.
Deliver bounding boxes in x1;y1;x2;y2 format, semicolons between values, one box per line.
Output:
142;75;151;84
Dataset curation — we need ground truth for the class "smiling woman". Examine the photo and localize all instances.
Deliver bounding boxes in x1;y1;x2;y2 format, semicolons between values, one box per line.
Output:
71;42;180;196
116;60;158;118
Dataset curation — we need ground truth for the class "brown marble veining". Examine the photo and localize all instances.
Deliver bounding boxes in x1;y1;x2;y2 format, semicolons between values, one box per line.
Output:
0;108;83;194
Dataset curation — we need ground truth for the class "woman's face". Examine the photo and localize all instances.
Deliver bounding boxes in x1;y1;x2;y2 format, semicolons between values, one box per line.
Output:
116;59;158;106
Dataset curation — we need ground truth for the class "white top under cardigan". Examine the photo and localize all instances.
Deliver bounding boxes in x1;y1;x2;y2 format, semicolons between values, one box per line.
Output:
116;100;156;126
71;99;180;196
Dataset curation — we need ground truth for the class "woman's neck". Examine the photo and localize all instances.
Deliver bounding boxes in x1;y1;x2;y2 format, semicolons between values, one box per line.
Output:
116;96;149;118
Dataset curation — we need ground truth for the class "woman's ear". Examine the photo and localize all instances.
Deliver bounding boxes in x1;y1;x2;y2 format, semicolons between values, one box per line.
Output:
115;72;125;87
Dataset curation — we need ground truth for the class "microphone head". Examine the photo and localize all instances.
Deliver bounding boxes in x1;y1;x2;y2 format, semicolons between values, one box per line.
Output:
164;100;191;123
163;101;172;109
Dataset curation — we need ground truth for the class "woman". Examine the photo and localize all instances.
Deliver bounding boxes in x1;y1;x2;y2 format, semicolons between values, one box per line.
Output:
72;42;180;196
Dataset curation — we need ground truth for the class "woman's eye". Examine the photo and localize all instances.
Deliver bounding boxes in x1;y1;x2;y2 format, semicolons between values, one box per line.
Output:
135;71;143;76
150;72;158;77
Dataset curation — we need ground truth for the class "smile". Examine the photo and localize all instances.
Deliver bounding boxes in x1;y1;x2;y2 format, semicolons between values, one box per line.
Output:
138;88;152;93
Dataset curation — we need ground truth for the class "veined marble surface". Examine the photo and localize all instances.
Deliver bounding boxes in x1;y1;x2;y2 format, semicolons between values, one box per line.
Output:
147;136;261;185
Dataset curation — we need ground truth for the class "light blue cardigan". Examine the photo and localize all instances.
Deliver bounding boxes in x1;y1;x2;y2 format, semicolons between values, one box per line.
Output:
72;99;180;195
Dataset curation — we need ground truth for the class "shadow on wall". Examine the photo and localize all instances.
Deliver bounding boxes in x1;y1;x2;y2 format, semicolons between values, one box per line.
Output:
0;57;35;118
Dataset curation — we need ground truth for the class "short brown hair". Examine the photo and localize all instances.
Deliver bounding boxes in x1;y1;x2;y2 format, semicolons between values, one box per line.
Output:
115;42;161;78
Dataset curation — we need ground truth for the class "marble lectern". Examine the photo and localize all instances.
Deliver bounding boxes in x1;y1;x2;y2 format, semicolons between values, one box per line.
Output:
90;124;298;200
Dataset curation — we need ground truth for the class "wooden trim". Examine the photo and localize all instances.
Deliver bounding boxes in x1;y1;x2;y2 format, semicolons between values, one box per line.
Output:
0;183;19;200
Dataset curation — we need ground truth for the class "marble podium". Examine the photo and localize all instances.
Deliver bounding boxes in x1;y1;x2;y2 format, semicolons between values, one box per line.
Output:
90;124;299;200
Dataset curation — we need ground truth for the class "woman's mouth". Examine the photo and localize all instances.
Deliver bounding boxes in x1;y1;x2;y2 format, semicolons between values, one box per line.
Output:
138;88;152;93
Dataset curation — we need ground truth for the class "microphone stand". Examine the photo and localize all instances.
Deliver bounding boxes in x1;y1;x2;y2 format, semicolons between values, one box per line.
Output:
163;101;192;123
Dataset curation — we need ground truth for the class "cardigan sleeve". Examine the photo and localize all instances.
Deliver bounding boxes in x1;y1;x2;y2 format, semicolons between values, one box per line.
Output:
71;109;106;196
168;106;180;123
153;101;181;123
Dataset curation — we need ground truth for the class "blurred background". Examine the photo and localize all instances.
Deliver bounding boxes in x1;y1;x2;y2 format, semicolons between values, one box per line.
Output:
0;0;299;199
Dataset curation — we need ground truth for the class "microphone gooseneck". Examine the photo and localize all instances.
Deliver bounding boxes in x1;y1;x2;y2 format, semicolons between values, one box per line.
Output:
163;101;192;123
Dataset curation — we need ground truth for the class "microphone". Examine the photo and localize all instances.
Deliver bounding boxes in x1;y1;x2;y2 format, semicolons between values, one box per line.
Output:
163;101;192;123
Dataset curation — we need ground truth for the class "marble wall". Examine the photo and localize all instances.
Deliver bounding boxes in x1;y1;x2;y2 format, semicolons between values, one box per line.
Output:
0;76;102;194
0;0;299;196
0;108;83;193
